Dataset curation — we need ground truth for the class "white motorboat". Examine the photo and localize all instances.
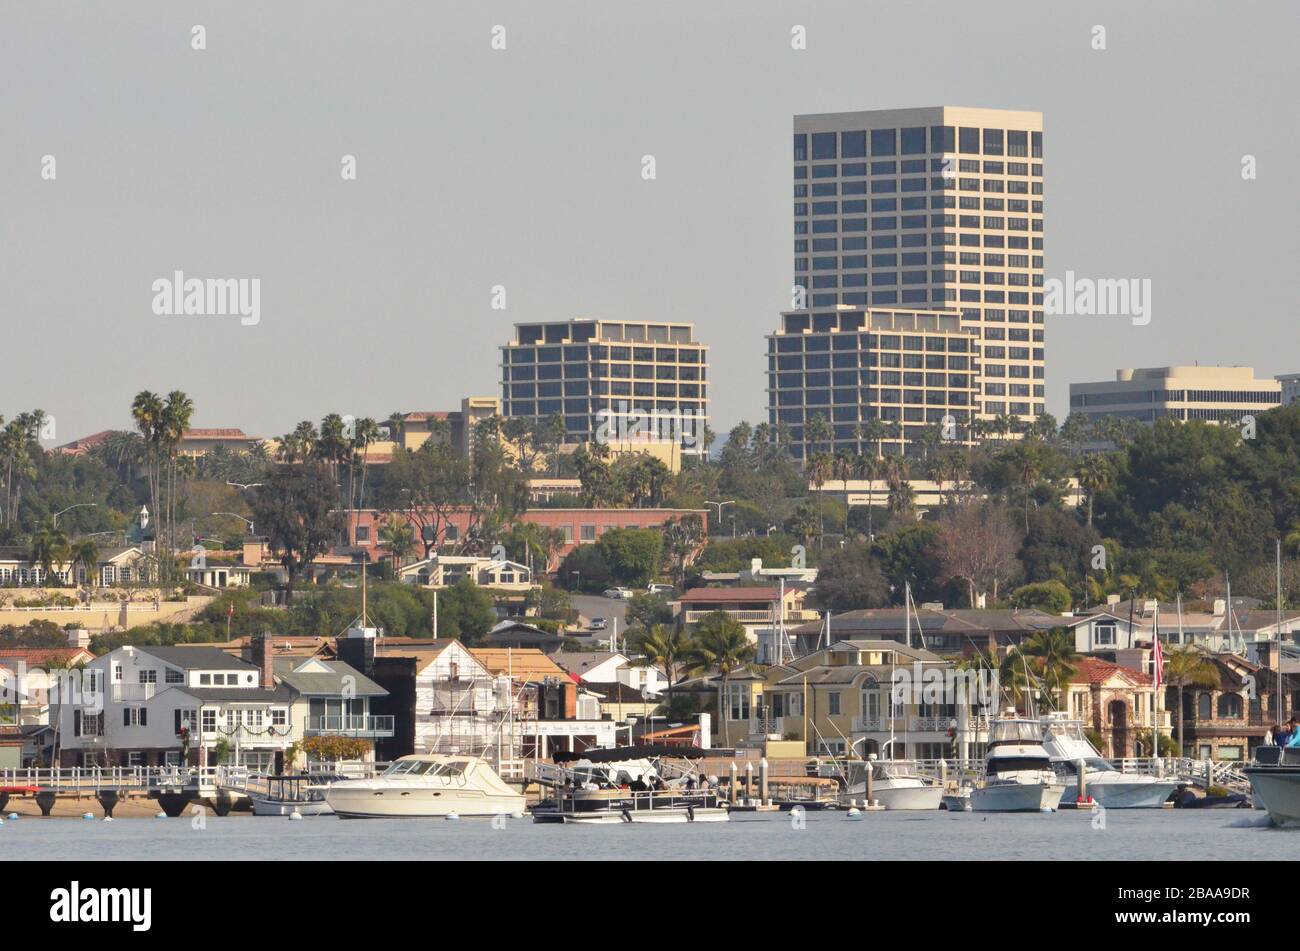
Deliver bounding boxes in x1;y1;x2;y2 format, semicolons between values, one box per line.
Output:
248;774;336;817
1038;713;1180;808
325;754;525;819
839;760;943;810
970;718;1066;812
1243;746;1300;827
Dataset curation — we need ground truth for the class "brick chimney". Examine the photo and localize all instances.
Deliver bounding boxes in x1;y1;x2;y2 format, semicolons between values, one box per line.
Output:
252;631;275;688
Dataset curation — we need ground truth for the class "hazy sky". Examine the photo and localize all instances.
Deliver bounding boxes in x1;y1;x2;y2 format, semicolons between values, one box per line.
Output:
2;1;1296;446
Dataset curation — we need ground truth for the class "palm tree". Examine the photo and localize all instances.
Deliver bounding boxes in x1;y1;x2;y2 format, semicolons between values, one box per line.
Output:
131;391;165;555
804;413;832;458
69;538;101;588
1018;629;1079;707
854;452;881;540
832;450;856;540
688;611;758;747
1163;647;1220;755
629;623;694;708
160;391;195;574
1077;453;1112;528
806;451;833;547
29;520;69;585
378;517;417;574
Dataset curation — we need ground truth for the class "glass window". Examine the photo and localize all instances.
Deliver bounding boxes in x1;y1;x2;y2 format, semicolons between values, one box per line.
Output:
870;128;896;156
812;131;837;160
841;130;866;158
900;127;926;154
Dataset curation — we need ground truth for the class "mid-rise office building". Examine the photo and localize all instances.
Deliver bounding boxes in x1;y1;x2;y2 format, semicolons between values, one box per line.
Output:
767;306;980;457
1068;366;1282;425
500;319;709;458
1276;373;1300;406
785;106;1044;454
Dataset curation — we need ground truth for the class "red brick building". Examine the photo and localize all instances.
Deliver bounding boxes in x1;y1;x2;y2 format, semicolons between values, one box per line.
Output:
346;507;705;570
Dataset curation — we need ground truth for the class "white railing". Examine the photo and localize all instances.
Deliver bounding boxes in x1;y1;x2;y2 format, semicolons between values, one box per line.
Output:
112;683;157;702
4;603;170;612
307;715;395;736
0;765;248;792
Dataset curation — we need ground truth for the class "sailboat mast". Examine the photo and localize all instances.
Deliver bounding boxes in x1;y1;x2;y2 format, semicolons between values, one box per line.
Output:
1278;539;1285;725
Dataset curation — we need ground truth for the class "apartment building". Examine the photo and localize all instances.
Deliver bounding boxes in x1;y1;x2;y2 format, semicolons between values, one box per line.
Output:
788;106;1045;453
500;319;709;459
1068;366;1282;425
766;306;981;456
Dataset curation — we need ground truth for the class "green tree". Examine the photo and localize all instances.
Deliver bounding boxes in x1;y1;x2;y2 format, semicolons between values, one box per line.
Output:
598;527;663;587
435;577;497;644
811;543;890;611
29;520;69;583
251;463;342;602
1009;580;1072;613
378;516;417;573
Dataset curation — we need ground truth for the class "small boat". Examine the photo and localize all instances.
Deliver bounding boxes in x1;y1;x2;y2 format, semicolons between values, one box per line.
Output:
837;760;943;810
1039;713;1181;809
1242;746;1300;826
325;754;526;819
970;718;1065;812
531;746;728;824
248;774;336;817
940;787;973;811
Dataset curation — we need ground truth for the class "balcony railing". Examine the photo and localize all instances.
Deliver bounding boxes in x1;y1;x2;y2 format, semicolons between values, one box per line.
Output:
112;683;158;702
307;715;395;738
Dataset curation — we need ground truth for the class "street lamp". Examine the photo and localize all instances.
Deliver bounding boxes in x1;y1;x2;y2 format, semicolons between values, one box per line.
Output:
52;503;96;526
703;499;735;537
213;512;254;535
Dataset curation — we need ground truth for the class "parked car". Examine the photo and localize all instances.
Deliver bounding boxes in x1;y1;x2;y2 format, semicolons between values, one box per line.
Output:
589;617;608;631
603;587;634;600
646;583;675;595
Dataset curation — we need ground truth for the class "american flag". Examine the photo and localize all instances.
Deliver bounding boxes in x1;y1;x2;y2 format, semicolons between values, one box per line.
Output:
1152;635;1164;690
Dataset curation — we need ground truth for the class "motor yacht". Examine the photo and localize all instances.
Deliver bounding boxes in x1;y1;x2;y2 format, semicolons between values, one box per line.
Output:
837;759;943;810
970;717;1065;812
324;754;525;818
1038;713;1180;808
1243;745;1300;827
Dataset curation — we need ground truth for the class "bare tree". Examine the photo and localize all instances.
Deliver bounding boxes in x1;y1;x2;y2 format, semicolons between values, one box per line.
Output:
935;501;1023;607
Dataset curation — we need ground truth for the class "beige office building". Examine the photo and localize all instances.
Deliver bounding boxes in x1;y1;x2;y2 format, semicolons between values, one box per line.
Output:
1068;366;1282;425
500;319;709;458
766;306;980;456
786;106;1044;455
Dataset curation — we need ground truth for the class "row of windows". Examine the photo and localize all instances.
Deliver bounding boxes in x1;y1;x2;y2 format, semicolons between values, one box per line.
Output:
503;364;706;382
794;214;1043;236
804;289;1044;308
771;388;977;407
506;384;707;401
772;332;973;353
775;369;976;387
794;162;1039;189
794;127;1042;161
503;345;705;364
794;229;1045;251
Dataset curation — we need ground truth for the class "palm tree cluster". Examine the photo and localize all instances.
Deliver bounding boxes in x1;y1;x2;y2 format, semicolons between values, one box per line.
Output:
1;411;47;530
131;391;195;579
627;610;758;746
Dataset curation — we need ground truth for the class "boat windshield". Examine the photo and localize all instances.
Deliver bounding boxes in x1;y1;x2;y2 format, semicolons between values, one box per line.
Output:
384;760;440;776
1042;721;1086;742
1055;757;1116;774
987;756;1050;774
988;721;1042;744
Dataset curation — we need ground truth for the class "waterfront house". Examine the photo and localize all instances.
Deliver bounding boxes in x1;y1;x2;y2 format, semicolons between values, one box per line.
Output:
344;629;615;770
756;639;992;761
54;638;389;771
0;545;154;588
1161;648;1297;763
555;650;668;697
1061;656;1166;760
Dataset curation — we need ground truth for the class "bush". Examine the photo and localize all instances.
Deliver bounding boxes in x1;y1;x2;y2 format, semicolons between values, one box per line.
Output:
1009;580;1072;613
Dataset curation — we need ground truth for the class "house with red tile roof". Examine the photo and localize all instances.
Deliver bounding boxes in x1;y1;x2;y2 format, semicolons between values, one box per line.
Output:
1061;656;1165;760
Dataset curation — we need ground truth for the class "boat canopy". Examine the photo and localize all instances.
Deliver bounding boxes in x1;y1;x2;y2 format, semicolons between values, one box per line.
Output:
554;745;708;764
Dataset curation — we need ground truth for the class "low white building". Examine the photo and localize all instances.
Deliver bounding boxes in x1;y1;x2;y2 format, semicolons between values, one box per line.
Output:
397;555;533;591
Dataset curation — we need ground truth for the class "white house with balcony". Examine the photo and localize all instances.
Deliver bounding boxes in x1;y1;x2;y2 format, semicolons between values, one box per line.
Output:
54;642;390;772
397;555;534;591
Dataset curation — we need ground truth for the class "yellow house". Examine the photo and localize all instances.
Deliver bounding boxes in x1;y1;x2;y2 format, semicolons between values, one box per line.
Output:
747;640;993;761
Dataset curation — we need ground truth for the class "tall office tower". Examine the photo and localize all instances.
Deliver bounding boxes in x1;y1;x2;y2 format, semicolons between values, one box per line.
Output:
500;319;710;460
785;107;1044;455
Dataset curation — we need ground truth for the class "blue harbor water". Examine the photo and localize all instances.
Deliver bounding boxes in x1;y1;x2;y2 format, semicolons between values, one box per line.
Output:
1;809;1293;861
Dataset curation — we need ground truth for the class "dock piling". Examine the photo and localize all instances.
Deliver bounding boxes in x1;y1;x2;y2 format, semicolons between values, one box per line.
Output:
35;790;57;817
759;758;770;806
1075;758;1088;804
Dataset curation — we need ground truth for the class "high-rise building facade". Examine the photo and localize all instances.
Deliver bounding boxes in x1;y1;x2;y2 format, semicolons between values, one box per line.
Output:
500;319;709;458
766;307;980;457
785;106;1044;454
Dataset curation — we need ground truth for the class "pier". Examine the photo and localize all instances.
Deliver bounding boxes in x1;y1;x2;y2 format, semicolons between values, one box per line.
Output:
0;766;250;817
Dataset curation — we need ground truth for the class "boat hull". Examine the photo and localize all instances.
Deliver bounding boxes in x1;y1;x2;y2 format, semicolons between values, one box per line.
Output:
874;785;944;811
971;782;1064;813
534;806;730;825
250;796;334;817
325;785;525;819
1244;768;1300;827
1055;779;1179;810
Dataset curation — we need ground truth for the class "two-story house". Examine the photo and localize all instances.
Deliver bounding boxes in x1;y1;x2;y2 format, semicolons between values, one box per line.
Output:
55;639;389;771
